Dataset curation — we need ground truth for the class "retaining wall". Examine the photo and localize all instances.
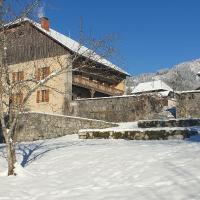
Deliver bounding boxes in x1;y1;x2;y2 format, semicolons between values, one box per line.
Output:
138;118;200;128
15;112;117;142
70;95;168;122
79;128;198;140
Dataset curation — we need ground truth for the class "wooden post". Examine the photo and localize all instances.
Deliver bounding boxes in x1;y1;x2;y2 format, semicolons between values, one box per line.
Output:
90;89;95;98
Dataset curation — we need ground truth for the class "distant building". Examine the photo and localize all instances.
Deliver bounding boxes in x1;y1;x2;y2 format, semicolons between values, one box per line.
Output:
131;80;173;95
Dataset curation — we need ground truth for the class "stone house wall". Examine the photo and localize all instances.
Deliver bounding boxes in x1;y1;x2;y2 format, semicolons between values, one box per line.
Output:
69;94;168;122
14;112;116;142
8;55;72;115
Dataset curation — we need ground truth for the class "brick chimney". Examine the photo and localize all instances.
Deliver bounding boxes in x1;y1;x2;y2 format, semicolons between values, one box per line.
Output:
40;17;50;31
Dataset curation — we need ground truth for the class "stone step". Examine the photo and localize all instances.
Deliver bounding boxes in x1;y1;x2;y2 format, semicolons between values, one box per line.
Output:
138;118;200;128
79;127;199;140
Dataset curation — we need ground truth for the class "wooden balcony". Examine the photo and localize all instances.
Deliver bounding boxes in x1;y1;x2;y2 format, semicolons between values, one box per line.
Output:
72;75;124;96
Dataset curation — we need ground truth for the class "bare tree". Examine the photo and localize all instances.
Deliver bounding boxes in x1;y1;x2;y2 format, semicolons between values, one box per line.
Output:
0;0;43;176
0;1;122;176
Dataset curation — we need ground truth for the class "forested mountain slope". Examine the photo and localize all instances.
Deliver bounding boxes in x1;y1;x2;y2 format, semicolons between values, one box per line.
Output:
127;59;200;91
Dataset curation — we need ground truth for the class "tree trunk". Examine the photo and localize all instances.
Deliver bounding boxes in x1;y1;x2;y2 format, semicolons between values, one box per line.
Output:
5;133;16;176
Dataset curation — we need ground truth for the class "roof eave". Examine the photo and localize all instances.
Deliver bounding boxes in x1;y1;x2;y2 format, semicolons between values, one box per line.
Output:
5;17;129;76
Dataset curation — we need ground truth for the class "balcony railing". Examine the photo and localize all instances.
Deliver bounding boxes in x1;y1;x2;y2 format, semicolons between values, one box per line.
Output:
72;75;124;96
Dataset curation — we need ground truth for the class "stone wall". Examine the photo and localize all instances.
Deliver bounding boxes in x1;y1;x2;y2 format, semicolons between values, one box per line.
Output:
138;118;200;128
14;112;117;142
79;128;198;140
176;91;200;118
70;94;168;122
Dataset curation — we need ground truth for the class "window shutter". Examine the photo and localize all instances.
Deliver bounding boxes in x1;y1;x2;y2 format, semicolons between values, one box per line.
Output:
36;91;40;103
20;71;24;81
19;92;23;105
42;68;45;79
38;68;41;80
41;90;45;102
12;72;16;82
46;67;50;77
35;69;37;80
36;68;41;81
45;89;49;102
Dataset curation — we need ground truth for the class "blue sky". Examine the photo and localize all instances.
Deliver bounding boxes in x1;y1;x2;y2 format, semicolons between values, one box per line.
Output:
38;0;200;75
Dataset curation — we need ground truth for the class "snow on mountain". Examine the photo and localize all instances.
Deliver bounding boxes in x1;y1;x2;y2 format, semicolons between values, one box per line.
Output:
127;59;200;91
1;134;200;200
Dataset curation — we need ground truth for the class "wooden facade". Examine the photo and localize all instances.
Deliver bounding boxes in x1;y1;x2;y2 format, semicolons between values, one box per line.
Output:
5;22;67;65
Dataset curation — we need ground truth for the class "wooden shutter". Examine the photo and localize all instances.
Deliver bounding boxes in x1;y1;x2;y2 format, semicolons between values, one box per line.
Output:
12;72;16;82
36;91;40;103
19;92;23;105
20;71;24;81
41;90;45;102
42;68;45;79
38;68;41;80
17;72;19;82
35;69;37;80
45;89;49;102
36;68;41;81
46;67;50;77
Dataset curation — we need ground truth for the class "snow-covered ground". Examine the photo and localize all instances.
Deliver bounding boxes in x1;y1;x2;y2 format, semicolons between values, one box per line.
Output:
0;134;200;200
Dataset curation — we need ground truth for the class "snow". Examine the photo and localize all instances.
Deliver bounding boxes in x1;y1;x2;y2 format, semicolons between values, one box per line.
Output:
132;80;173;94
1;134;200;200
75;92;164;101
5;18;129;76
158;90;171;97
79;121;200;133
176;90;200;94
79;121;138;132
23;111;117;124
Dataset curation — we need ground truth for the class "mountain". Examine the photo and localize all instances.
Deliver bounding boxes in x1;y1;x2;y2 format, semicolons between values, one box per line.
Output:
126;59;200;92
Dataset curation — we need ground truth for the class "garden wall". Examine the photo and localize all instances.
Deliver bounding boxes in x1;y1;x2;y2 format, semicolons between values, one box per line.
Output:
15;112;117;142
70;94;168;122
176;91;200;118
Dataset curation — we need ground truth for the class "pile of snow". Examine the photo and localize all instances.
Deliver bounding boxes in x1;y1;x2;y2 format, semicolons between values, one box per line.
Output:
0;134;200;199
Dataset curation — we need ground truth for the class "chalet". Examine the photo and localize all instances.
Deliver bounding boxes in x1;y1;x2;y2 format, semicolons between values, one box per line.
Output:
2;17;129;114
131;80;173;95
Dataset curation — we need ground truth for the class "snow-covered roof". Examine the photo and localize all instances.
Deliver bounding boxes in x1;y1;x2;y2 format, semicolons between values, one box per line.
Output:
131;80;173;94
158;90;172;97
6;18;129;76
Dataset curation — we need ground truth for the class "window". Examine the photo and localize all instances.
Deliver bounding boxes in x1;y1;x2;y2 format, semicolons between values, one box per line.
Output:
36;67;50;80
36;89;49;103
11;92;23;105
12;71;24;82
